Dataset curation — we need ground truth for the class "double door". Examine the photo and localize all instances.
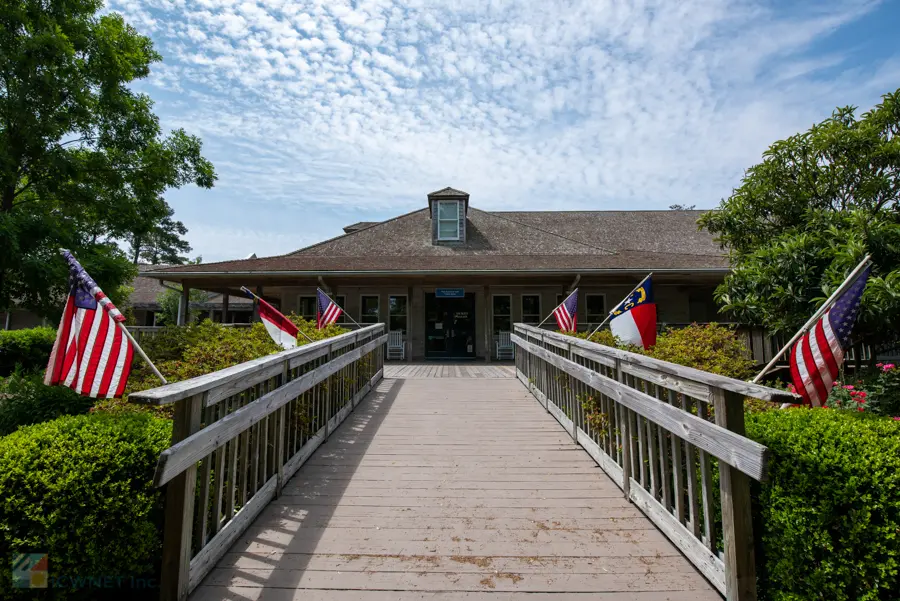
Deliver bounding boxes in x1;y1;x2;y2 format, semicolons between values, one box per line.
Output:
424;293;476;360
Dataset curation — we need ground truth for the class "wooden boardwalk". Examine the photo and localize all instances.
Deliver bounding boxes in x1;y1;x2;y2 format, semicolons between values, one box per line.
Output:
191;376;721;600
385;363;515;379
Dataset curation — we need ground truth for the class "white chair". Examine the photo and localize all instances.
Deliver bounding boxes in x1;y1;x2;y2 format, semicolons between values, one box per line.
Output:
387;330;405;361
496;331;514;360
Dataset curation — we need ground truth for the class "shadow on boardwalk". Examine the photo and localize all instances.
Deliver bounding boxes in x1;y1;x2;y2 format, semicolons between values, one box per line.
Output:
190;377;721;601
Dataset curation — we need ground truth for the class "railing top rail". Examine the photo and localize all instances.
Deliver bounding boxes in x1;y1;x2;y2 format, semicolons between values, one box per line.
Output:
514;323;799;404
130;323;385;406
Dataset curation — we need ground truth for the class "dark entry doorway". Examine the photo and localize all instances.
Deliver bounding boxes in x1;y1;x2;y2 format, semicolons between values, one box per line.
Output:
425;293;477;360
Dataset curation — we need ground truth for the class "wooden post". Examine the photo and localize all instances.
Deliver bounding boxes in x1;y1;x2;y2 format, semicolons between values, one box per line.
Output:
159;393;204;601
407;285;414;362
222;293;230;324
324;345;333;440
178;285;190;326
713;387;758;601
484;285;491;362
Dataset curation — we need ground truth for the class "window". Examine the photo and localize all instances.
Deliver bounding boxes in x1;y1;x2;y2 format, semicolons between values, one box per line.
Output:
522;294;541;324
298;296;316;321
492;295;511;334
389;295;407;333
360;295;380;324
437;201;460;241
299;294;345;322
586;294;606;325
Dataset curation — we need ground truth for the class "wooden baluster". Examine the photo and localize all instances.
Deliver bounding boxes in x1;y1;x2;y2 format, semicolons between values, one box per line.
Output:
616;359;631;498
655;385;672;511
225;398;238;522
159;392;204;601
681;395;702;537
697;401;717;553
669;389;686;524
195;403;213;550
713;387;758;601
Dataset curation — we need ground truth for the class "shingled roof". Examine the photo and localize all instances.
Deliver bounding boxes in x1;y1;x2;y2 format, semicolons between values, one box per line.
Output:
145;205;727;277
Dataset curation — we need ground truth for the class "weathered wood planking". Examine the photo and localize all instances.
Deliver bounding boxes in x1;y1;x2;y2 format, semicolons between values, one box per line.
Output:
131;325;384;406
514;323;799;404
512;333;770;481
189;376;719;601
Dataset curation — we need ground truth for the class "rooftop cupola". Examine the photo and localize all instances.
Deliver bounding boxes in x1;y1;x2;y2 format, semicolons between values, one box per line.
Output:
427;187;469;245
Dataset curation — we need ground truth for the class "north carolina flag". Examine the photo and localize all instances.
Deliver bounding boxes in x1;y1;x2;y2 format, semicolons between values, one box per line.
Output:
257;297;299;350
609;277;657;349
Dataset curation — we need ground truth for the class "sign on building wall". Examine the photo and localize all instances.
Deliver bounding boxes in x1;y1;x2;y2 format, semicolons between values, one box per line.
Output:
435;288;465;298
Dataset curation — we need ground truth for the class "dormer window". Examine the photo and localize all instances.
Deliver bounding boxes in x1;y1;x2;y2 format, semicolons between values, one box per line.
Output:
437;201;461;241
428;186;469;245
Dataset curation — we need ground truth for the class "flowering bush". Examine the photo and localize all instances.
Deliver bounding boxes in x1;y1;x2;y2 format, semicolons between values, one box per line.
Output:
825;363;900;417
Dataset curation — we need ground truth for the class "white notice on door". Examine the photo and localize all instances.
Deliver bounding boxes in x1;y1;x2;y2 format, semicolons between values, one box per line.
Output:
435;323;443;330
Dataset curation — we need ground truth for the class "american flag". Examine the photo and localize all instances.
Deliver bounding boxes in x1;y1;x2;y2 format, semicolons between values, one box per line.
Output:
553;289;578;332
790;265;870;406
317;288;343;330
44;251;134;398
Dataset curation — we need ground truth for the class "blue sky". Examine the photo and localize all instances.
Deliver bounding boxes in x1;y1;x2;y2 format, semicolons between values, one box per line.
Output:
108;0;900;263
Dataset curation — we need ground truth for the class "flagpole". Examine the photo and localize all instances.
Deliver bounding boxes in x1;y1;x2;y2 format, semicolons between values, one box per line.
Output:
317;288;363;330
751;255;872;384
241;286;314;343
117;322;168;385
589;272;653;337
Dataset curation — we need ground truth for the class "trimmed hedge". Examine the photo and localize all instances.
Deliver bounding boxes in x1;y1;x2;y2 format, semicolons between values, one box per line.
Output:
747;409;900;601
0;327;56;375
0;412;172;600
0;372;95;436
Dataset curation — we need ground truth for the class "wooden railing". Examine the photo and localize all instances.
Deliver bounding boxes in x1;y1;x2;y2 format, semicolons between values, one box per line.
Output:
512;323;798;601
130;324;387;601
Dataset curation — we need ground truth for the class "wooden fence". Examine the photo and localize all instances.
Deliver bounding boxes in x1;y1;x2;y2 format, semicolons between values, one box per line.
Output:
130;324;387;601
512;323;798;601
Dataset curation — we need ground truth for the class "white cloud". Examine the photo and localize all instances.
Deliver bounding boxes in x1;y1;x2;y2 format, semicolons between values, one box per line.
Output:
107;0;897;260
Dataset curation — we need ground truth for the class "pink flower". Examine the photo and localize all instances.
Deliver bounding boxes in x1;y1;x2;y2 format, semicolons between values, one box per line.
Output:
844;385;855;390
893;417;900;421
877;363;884;368
883;364;895;372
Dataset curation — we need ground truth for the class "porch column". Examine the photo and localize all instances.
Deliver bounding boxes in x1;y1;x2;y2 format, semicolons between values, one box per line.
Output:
178;285;190;326
484;285;491;362
222;293;230;324
407;285;413;363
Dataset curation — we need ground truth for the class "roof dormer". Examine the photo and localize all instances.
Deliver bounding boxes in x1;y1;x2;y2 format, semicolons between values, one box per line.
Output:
427;187;469;245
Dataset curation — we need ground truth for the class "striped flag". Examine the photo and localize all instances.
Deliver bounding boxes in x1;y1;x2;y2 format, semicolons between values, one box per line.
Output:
256;297;299;350
44;251;134;398
553;289;578;332
317;289;343;330
790;265;870;406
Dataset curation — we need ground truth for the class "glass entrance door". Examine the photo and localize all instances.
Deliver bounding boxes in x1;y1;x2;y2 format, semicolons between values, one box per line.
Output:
424;293;477;360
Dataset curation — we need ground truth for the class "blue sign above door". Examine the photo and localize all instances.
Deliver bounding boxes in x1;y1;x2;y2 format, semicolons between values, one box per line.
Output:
435;288;465;298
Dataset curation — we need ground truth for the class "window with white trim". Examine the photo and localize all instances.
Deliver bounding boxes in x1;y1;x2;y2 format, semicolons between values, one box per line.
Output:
437;201;461;241
388;295;407;333
298;296;316;321
492;295;511;334
522;294;541;324
360;295;380;324
586;294;606;325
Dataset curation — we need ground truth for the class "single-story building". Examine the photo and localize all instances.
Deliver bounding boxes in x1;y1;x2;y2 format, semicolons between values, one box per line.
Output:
143;187;731;361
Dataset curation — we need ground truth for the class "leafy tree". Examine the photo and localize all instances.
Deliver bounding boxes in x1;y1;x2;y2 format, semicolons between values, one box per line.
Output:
669;203;696;210
0;0;215;318
699;89;900;349
155;287;211;326
125;206;192;265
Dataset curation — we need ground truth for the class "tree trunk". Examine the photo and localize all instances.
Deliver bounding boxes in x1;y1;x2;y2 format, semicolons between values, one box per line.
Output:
132;235;142;264
1;184;13;213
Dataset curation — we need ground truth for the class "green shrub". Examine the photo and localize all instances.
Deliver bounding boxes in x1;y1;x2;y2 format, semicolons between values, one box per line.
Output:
747;409;900;601
0;327;56;375
565;323;755;379
115;318;350;414
0;372;95;436
0;412;172;600
646;323;755;379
